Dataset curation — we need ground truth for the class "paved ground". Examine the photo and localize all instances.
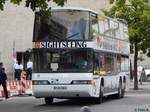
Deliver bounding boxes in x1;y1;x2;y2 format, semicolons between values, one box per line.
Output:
1;92;150;112
0;81;150;112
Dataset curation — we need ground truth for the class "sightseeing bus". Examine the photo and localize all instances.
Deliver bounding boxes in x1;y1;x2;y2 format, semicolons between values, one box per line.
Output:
32;7;130;104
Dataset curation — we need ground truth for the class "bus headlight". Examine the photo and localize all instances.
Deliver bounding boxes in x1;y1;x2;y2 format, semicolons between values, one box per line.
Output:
32;80;50;85
71;80;92;85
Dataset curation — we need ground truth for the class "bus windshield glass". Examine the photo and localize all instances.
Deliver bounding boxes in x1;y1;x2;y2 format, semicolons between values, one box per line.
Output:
33;10;90;41
33;49;93;73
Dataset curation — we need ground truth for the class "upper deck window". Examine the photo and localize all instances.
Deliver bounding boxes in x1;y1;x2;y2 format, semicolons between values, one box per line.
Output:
90;13;99;39
33;10;90;41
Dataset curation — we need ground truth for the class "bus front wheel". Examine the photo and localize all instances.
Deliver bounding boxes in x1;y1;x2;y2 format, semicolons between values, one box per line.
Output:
44;97;53;104
121;81;126;98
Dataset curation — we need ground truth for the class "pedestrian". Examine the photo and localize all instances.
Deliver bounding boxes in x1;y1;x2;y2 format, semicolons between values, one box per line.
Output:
137;66;143;85
13;60;18;80
139;68;146;84
26;59;33;80
0;62;9;99
15;61;23;81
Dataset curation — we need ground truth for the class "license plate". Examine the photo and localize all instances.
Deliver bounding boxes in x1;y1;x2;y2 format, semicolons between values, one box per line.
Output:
53;86;67;90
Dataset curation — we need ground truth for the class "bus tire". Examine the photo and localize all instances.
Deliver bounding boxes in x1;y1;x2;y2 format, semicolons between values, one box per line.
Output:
116;80;123;99
44;97;53;105
95;84;103;104
121;82;126;98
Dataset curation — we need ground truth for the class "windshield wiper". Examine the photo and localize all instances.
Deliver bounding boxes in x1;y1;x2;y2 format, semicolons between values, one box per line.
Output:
66;33;79;39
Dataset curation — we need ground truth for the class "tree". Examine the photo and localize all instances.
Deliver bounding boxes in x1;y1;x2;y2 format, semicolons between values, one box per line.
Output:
103;0;150;90
0;0;67;11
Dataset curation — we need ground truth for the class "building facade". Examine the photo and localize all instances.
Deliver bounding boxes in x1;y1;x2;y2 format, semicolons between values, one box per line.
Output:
0;2;34;77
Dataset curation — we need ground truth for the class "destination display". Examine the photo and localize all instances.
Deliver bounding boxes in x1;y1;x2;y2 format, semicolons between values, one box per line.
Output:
33;41;87;49
33;38;129;55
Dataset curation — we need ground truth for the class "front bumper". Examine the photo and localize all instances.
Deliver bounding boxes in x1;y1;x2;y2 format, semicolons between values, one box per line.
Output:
33;85;93;98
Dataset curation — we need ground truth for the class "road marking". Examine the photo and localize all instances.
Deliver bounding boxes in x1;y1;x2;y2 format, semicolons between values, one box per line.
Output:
39;110;57;112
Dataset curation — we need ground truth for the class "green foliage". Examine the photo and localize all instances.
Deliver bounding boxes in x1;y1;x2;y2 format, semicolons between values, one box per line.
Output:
10;0;22;5
104;0;150;56
53;0;66;6
104;0;150;90
144;0;149;2
0;0;67;11
0;0;7;10
109;0;115;4
25;0;48;11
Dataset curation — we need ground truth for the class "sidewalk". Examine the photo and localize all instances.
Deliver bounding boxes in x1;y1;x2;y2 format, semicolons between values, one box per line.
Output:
127;81;150;93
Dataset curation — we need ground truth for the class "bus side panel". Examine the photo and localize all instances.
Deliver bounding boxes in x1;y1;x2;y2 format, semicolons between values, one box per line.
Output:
92;76;101;97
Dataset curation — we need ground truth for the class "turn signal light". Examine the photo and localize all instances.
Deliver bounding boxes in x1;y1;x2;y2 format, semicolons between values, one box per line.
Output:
32;80;50;85
71;80;92;85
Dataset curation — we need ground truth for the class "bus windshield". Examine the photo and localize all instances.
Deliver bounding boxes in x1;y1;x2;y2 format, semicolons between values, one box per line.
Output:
33;10;90;41
33;49;93;73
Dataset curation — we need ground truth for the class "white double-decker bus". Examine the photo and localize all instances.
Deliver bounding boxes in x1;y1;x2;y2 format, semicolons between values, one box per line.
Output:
32;7;130;104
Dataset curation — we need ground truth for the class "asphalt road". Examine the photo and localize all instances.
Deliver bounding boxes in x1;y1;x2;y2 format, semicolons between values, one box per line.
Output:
0;93;150;112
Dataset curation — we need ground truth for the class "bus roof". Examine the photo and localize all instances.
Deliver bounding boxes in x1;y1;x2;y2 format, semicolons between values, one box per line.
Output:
50;6;98;14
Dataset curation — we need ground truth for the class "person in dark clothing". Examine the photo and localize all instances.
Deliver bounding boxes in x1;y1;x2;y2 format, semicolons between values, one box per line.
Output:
0;62;8;99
